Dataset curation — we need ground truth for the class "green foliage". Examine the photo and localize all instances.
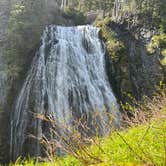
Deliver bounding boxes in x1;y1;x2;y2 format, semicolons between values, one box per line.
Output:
147;34;166;66
5;1;43;79
82;0;114;13
4;3;26;78
92;119;166;165
96;17;127;64
63;7;86;25
7;3;26;41
152;34;166;49
96;16;131;100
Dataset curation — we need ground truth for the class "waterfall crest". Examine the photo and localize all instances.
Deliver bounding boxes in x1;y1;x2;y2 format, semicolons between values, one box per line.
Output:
10;25;120;160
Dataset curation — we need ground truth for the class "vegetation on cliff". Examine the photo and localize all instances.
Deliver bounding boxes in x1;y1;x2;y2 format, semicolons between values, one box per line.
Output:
1;0;166;165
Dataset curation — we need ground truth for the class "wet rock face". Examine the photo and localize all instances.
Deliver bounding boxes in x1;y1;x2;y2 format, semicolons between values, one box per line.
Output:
0;0;10;105
128;39;162;99
106;21;163;103
0;0;11;163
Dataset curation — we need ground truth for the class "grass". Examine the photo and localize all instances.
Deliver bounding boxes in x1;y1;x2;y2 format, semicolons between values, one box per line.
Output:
12;108;166;166
91;117;166;165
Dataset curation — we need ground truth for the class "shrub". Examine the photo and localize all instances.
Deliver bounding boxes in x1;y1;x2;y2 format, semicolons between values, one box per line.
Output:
12;92;166;166
147;34;166;54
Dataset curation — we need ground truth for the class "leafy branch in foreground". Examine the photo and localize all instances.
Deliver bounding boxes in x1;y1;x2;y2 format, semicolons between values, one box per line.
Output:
35;111;115;165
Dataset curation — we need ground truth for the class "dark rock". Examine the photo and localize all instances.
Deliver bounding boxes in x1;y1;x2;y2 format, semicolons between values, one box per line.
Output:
106;19;163;104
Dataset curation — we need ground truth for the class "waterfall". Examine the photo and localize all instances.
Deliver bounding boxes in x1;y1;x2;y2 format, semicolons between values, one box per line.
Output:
10;25;120;160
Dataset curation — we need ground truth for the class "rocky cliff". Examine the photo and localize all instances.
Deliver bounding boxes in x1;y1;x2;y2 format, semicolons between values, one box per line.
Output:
99;15;164;107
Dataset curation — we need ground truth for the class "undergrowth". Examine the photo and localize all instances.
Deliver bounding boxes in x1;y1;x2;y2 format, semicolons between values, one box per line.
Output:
10;92;166;166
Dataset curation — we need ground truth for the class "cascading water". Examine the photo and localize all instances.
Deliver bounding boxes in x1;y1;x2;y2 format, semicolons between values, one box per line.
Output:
10;25;120;160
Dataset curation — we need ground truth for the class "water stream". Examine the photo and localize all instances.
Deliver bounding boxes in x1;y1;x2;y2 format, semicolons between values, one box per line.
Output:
10;25;120;160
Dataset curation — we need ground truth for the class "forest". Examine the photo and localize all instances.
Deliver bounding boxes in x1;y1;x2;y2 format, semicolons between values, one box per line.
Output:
0;0;166;165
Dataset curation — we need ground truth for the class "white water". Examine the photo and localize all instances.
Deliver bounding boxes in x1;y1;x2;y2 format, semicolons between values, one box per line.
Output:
10;25;120;160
